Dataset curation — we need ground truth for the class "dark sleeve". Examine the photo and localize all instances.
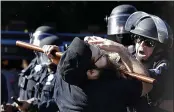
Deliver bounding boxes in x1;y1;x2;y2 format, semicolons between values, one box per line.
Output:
58;50;89;85
148;60;169;101
31;75;59;112
57;37;92;85
1;73;8;103
148;60;168;79
57;50;87;85
124;78;142;105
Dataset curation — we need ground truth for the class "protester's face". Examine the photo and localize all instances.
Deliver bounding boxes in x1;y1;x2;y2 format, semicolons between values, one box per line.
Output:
87;69;101;80
87;55;109;80
135;36;156;61
94;54;109;69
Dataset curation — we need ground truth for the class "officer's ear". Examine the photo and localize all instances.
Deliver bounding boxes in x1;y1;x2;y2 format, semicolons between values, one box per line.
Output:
86;69;100;80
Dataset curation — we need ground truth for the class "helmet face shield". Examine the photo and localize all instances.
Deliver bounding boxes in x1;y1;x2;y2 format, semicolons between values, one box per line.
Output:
150;15;168;44
30;31;55;46
125;11;170;45
107;33;134;46
107;5;138;35
125;11;150;32
107;14;130;35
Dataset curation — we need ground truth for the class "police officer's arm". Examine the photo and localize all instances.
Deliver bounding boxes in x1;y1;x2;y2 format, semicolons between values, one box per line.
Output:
148;60;169;97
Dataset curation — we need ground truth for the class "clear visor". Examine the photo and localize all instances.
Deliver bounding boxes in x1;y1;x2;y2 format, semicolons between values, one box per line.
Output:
30;31;55;46
107;14;130;35
150;15;168;43
125;11;150;32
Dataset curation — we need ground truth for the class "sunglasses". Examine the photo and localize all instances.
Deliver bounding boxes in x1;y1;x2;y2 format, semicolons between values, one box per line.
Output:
132;35;156;47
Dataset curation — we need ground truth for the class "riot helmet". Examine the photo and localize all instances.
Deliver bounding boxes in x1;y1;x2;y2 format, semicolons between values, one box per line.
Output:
125;11;172;48
29;26;60;65
125;11;173;62
163;21;173;49
106;5;137;45
30;26;57;46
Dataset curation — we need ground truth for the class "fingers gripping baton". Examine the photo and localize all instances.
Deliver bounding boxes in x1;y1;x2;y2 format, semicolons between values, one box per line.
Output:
16;41;156;84
16;41;62;58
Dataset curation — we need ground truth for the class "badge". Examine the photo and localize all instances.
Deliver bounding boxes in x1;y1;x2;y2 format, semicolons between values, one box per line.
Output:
47;74;54;82
34;65;42;72
46;74;54;85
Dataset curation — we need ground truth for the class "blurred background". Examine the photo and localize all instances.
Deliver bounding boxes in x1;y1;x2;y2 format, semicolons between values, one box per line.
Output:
1;1;174;103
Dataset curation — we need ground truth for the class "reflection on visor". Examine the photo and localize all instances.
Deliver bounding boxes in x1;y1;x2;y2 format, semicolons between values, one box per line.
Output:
30;31;55;46
108;14;130;22
33;35;52;46
125;11;150;32
150;15;168;42
107;15;130;35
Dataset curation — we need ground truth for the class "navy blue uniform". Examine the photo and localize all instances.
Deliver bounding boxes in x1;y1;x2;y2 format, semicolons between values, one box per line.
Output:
34;65;57;102
18;58;48;100
128;46;170;112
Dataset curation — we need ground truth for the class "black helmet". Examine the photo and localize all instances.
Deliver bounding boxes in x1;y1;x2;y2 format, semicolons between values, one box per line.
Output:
163;21;173;49
30;26;57;46
40;35;61;47
125;11;172;48
106;4;137;35
30;26;61;65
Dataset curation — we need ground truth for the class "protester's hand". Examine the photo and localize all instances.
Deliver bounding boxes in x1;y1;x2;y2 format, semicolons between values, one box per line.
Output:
85;36;125;53
84;36;103;43
1;103;18;112
42;45;60;64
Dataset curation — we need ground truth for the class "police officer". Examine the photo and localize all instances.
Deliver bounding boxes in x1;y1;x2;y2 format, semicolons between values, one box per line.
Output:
105;6;173;112
18;26;61;101
124;11;173;112
34;35;60;102
1;26;61;112
85;5;138;55
106;4;137;46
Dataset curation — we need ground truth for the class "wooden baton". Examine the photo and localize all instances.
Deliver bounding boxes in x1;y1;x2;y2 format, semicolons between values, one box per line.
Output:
16;41;62;58
122;70;156;84
16;40;156;84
